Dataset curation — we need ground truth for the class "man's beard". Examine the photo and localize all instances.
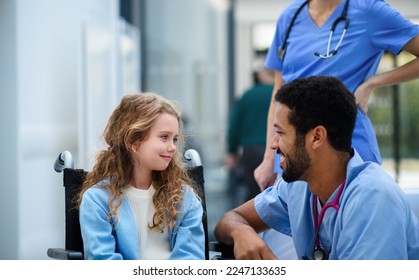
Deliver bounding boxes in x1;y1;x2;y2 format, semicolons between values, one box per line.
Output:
281;134;311;183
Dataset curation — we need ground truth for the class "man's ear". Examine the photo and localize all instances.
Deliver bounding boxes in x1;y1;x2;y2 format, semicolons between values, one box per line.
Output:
310;126;327;149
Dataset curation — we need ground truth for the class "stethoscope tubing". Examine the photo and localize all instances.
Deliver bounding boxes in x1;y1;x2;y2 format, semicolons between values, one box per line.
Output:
312;179;346;259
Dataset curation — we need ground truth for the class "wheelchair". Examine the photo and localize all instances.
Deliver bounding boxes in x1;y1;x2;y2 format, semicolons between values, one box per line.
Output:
47;149;233;260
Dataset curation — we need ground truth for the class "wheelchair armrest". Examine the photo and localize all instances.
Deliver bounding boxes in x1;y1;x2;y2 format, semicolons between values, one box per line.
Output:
208;241;235;259
47;248;83;260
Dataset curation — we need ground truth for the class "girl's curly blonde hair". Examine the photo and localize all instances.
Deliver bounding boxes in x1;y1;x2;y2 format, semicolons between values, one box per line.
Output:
77;93;198;231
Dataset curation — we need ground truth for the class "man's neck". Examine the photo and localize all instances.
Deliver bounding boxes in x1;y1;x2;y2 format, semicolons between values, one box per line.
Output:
308;152;350;204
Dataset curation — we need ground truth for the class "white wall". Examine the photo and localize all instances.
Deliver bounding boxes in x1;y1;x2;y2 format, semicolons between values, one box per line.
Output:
0;0;139;259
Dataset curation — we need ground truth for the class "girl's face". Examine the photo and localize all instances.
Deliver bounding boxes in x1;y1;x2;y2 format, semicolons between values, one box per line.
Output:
132;112;179;173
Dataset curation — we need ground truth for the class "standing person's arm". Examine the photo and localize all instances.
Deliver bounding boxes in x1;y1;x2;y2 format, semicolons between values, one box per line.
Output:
214;199;277;260
254;71;284;190
355;37;419;114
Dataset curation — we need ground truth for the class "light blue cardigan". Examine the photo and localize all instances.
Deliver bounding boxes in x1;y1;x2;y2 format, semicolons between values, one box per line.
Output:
79;183;205;260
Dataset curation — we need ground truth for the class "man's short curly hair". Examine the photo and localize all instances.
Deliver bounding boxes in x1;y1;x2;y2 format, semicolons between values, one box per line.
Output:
275;76;357;153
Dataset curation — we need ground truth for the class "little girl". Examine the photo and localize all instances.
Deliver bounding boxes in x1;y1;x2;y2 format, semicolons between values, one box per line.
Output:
77;93;205;260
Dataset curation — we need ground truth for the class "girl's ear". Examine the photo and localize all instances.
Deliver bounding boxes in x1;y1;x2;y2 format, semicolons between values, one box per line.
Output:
131;141;140;153
125;138;137;153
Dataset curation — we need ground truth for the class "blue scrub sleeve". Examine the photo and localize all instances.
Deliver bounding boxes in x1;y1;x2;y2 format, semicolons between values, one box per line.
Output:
254;182;292;236
367;0;419;54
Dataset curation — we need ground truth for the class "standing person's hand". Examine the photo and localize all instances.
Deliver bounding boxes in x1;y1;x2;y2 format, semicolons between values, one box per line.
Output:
354;79;375;114
254;158;277;191
225;154;237;169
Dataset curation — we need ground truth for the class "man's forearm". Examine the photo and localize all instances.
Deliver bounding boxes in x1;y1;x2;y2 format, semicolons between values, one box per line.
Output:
214;210;253;245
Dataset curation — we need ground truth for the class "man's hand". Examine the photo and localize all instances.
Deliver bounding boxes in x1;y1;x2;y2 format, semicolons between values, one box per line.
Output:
214;200;275;259
232;227;277;260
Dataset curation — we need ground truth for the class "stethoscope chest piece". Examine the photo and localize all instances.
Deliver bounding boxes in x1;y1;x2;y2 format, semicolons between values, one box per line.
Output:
313;246;329;260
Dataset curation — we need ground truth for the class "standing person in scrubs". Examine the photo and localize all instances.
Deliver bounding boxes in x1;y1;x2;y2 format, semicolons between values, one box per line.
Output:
254;0;419;190
215;76;419;260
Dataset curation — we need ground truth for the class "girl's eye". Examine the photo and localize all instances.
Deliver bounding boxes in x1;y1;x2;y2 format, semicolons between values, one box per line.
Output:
160;135;168;140
173;137;178;144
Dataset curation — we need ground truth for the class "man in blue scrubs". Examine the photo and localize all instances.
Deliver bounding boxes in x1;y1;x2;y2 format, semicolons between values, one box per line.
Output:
214;76;419;260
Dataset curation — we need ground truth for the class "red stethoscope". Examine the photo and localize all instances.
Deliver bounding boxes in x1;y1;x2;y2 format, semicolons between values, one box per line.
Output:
311;179;346;260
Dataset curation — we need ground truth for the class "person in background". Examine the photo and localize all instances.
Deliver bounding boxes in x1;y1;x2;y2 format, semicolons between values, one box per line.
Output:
77;93;205;260
226;54;274;204
215;76;419;260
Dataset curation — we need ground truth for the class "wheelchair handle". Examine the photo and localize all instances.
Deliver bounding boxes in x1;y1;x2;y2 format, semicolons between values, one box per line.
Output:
54;150;74;172
184;149;202;168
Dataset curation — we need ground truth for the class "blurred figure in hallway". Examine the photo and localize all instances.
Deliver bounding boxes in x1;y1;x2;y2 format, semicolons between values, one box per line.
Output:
226;53;274;207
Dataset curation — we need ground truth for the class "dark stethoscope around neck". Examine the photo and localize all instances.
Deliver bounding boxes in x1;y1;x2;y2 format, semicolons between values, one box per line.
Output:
278;0;350;62
303;178;346;260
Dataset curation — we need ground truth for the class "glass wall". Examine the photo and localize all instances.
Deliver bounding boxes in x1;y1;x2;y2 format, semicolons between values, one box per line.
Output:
136;0;230;181
369;51;419;187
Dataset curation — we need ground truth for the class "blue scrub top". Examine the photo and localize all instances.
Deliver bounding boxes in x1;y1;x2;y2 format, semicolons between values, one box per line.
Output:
255;149;419;259
265;0;419;172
